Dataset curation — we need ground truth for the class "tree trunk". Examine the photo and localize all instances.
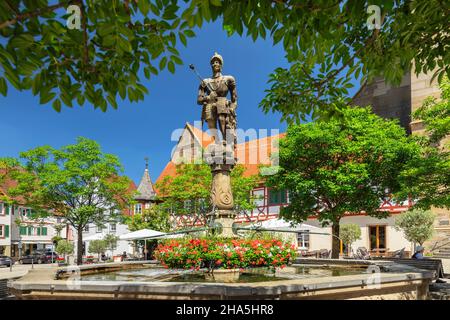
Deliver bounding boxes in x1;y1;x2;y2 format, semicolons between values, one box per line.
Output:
77;226;83;265
331;222;340;259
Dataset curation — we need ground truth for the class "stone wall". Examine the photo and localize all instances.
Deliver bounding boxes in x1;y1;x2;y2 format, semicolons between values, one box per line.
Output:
352;73;412;133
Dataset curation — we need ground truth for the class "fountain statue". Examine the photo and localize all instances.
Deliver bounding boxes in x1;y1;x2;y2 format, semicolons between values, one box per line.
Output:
190;52;238;236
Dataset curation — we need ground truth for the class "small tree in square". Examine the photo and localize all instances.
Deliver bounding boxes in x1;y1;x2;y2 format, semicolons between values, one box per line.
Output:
88;240;107;261
395;209;435;246
103;234;119;258
339;224;362;256
3;137;134;265
55;240;74;263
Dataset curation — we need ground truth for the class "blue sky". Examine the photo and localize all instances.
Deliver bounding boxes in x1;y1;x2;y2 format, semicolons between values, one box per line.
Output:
0;21;295;185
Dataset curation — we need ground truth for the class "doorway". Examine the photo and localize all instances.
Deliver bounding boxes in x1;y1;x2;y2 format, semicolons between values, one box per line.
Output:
369;225;386;254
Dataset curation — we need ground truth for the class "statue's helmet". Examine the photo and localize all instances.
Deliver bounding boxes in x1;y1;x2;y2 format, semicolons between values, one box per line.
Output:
210;52;223;66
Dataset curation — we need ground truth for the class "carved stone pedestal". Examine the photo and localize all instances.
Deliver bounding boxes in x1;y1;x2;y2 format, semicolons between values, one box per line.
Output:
215;215;235;238
206;143;237;237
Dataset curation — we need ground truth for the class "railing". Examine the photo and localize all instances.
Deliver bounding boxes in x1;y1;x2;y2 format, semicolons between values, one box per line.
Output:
430;237;450;252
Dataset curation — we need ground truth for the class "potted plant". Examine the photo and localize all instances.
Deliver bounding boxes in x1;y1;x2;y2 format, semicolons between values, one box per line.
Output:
56;256;67;266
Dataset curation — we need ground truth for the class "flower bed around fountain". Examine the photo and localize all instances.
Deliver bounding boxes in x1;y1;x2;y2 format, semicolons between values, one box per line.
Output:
154;238;298;271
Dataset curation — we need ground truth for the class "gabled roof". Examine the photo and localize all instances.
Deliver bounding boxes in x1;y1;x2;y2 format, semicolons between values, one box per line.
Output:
155;125;285;185
186;122;214;148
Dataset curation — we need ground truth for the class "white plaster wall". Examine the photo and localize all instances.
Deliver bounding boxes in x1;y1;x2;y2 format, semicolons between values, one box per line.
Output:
288;215;415;253
77;221;134;257
0;214;10;247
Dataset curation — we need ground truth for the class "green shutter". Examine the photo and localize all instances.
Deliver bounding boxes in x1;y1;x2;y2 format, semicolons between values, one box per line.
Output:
28;226;32;235
20;226;26;235
5;204;9;215
280;190;287;204
37;227;41;236
42;227;47;236
268;189;279;205
5;225;9;238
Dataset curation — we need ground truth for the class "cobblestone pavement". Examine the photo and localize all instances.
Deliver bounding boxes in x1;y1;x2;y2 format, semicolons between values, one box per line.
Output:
0;263;57;280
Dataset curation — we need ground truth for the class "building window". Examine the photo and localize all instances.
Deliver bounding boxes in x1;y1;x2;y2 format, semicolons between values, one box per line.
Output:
369;225;386;253
110;223;116;233
134;204;142;215
297;233;310;249
183;200;192;212
0;203;3;215
84;225;89;232
268;189;287;205
96;225;103;233
19;226;27;236
339;240;350;255
0;225;8;238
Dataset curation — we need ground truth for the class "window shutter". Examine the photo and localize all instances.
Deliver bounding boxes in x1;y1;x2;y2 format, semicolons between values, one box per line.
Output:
280;190;287;204
28;226;32;235
5;225;9;238
37;227;41;236
269;189;279;205
5;204;9;215
42;227;48;236
20;226;26;235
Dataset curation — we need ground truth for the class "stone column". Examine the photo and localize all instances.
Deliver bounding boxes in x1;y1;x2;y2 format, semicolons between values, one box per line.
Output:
206;143;236;237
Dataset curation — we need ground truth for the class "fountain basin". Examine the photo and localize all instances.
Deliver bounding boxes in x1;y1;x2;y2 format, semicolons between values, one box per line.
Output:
8;260;433;300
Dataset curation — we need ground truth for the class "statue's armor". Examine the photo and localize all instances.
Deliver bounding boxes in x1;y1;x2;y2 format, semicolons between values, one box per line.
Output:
200;75;236;121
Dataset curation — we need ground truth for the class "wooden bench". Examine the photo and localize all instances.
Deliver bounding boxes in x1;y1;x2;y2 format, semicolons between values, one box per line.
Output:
373;257;445;280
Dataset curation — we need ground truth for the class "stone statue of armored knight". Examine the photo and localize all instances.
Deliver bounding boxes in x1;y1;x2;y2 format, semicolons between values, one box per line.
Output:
195;53;238;234
197;52;237;148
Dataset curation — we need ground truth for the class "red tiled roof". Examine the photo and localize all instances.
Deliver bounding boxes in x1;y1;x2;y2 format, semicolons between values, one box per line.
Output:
0;168;25;204
155;126;285;184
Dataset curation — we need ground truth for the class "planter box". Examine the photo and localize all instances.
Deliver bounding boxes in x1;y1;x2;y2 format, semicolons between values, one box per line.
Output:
113;256;123;262
205;269;240;283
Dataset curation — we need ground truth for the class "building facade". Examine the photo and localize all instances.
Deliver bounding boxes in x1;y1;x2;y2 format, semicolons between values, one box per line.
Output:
156;123;414;256
0;201;71;257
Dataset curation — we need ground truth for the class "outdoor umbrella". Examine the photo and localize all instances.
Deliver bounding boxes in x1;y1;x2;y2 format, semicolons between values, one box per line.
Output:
119;229;166;240
255;218;320;232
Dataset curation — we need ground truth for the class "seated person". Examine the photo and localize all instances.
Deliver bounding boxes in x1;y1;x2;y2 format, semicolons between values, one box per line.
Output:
412;245;425;259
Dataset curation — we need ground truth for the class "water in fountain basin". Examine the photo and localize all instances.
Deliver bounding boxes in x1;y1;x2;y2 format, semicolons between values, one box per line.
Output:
80;265;367;283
